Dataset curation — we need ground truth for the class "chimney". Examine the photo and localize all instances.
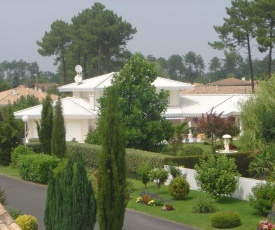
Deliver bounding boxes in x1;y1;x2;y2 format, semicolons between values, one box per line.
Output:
13;88;17;95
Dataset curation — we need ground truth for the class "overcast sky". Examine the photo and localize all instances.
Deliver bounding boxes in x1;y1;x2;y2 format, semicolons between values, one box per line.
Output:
0;0;265;73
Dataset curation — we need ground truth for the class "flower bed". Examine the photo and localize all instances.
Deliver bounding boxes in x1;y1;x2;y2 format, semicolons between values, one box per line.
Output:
136;190;174;211
258;218;275;230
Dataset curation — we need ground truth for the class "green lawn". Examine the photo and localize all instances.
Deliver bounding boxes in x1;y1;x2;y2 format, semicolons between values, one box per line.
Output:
0;165;263;230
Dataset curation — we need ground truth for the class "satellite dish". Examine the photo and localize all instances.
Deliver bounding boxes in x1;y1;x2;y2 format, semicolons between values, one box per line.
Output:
75;65;83;73
74;75;82;83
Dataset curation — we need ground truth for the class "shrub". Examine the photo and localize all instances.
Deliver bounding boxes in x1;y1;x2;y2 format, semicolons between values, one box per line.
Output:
8;207;22;220
18;154;60;184
15;214;38;230
84;129;101;145
11;145;35;166
168;177;190;200
137;164;151;188
211;211;241;228
191;195;217;213
195;154;240;198
0;186;7;205
148;168;168;191
178;145;203;156
249;182;275;216
168;165;183;178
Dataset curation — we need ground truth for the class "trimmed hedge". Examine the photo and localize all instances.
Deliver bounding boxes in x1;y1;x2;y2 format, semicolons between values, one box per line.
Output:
18;154;60;184
65;143;253;177
66;142;168;173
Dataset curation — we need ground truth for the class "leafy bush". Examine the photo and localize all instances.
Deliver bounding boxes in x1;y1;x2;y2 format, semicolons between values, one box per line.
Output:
8;207;22;220
148;168;168;191
15;214;38;230
248;182;275;216
18;154;60;184
137;163;151;188
191;195;217;213
168;177;190;200
11;145;35;166
211;211;241;228
195;154;240;198
178;145;203;156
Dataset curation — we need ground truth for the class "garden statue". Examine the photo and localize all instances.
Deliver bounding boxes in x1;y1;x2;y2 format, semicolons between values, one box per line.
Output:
222;134;231;152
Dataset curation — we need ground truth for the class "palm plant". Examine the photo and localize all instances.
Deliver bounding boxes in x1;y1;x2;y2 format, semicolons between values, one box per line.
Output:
248;144;275;180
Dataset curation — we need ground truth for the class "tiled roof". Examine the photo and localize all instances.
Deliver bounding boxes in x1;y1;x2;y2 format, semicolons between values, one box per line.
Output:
30;83;58;91
0;203;21;230
0;85;58;105
181;85;255;94
206;77;251;86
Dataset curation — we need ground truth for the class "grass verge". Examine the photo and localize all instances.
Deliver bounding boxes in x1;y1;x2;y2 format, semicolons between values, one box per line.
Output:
127;179;262;230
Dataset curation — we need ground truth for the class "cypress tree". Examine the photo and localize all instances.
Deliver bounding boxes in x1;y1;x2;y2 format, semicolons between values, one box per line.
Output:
51;97;66;158
97;85;127;230
44;156;97;230
37;94;53;154
72;153;97;229
44;170;56;230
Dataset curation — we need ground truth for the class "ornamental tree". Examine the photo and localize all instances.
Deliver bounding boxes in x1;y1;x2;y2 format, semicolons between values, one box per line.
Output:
0;105;23;165
100;52;174;152
195;154;240;199
197;108;239;147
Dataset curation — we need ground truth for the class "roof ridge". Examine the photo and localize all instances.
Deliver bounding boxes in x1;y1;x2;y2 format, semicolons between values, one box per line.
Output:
93;72;115;89
64;97;93;113
208;94;236;113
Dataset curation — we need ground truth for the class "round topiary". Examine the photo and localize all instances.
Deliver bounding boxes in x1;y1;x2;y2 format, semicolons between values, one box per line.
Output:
15;214;38;230
168;177;190;200
211;211;241;228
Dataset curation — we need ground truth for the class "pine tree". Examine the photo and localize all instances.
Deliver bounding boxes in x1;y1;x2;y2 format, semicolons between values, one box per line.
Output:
12;72;19;88
97;85;127;230
36;94;53;154
51;98;66;158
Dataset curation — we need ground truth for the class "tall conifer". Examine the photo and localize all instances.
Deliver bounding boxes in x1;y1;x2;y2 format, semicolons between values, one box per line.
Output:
97;85;127;230
44;155;97;230
37;94;53;154
51;98;66;158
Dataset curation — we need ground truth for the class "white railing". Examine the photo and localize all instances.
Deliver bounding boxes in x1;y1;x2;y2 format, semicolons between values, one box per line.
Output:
164;165;265;201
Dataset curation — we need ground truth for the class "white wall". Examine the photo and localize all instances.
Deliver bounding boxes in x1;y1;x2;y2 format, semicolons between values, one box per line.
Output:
164;166;265;201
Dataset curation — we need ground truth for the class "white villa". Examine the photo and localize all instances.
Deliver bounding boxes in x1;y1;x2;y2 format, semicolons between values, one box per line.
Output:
14;72;249;142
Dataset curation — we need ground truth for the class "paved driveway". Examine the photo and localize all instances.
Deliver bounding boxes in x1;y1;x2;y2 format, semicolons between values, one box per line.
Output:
0;174;200;230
